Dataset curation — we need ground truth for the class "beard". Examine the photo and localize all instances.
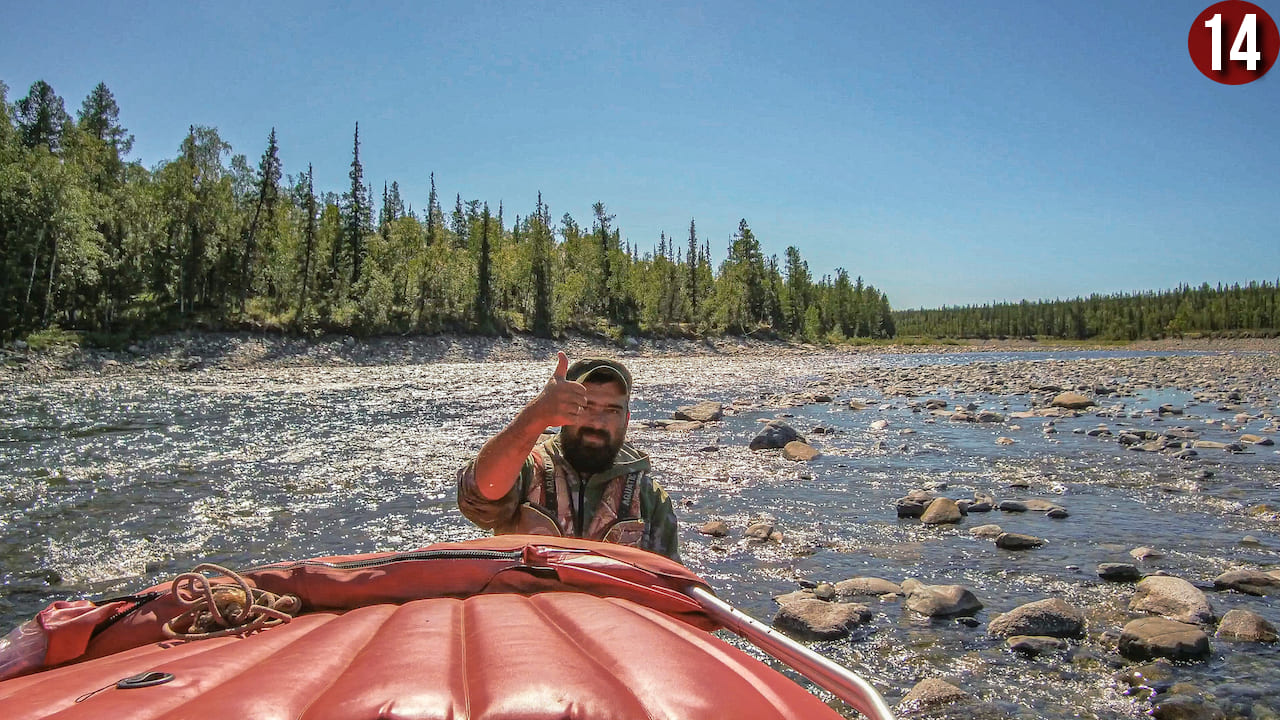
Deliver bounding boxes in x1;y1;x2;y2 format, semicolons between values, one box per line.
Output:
561;427;624;474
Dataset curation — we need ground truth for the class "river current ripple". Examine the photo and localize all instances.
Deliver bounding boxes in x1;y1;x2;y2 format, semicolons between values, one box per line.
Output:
2;350;1279;718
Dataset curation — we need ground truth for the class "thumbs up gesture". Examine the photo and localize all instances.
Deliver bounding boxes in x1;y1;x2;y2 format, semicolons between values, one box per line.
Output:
531;351;589;428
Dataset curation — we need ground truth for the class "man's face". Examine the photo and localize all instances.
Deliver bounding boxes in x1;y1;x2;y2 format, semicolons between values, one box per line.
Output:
561;379;629;474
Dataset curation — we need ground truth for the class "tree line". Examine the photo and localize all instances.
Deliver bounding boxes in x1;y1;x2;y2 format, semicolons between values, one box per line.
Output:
0;78;895;345
893;282;1280;340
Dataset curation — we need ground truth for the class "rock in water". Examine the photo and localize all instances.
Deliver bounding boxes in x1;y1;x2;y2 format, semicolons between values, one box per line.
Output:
1213;569;1280;596
1006;635;1070;657
1097;563;1142;582
921;497;963;525
782;440;820;461
897;678;974;714
970;524;1004;539
1051;392;1095;409
835;577;903;598
697;520;729;537
1129;576;1215;624
905;584;983;617
674;401;724;422
749;420;803;450
995;532;1046;550
1215;608;1278;642
772;599;872;640
987;598;1085;638
1119;617;1212;661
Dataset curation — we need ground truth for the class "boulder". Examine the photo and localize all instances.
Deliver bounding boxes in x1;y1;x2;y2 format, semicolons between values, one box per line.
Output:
835;577;903;598
1098;563;1143;582
772;599;872;640
997;500;1027;512
697;520;729;537
920;497;963;525
749;421;803;450
897;678;973;714
970;524;1004;539
1130;576;1215;624
870;419;890;431
1131;546;1164;561
905;584;983;617
674;401;724;423
1119;617;1211;661
1213;569;1280;596
896;491;935;518
1240;434;1274;446
996;532;1045;550
1151;695;1226;720
782;440;820;461
665;420;704;431
987;598;1085;638
1023;498;1066;513
1215;608;1278;642
745;522;776;541
1051;392;1095;410
1006;635;1070;657
995;437;1016;446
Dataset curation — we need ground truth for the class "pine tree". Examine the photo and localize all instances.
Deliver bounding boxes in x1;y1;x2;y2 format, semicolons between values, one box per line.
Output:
15;80;70;152
77;82;133;158
296;164;318;325
476;203;494;333
239;127;281;312
345;122;367;284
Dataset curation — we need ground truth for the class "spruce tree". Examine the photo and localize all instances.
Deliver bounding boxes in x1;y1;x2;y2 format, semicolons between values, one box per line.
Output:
239;127;281;313
296;164;318;325
345;122;366;284
476;203;494;333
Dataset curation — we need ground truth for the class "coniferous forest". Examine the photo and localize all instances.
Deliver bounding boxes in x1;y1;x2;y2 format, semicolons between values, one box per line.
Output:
3;78;1277;348
893;283;1280;341
0;79;894;345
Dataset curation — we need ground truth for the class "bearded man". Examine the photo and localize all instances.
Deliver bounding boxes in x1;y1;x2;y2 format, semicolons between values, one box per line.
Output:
456;353;680;560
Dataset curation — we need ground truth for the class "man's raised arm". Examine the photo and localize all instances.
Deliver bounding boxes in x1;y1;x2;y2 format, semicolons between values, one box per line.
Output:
472;351;588;500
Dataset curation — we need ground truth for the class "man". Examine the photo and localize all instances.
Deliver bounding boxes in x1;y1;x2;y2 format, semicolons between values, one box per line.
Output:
457;352;680;561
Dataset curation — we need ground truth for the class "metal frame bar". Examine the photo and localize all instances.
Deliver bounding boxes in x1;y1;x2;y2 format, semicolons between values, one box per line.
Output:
689;587;895;720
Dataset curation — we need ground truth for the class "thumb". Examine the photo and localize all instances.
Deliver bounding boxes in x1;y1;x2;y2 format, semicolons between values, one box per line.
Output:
552;351;569;381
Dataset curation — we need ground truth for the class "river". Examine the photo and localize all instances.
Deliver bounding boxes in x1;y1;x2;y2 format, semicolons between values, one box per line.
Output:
2;348;1278;719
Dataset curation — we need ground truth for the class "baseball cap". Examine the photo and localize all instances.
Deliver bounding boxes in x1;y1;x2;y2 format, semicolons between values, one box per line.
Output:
566;357;632;394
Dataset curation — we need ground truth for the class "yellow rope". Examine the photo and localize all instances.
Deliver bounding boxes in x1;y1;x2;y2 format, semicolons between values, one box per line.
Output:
161;563;300;641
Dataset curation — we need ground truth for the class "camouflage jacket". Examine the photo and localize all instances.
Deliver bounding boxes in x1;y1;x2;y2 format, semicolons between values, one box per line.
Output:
457;434;680;561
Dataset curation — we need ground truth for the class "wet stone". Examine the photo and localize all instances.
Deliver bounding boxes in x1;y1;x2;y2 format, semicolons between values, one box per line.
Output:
905;583;983;617
1098;563;1142;582
697;520;729;537
1119;617;1212;662
772;598;872;641
897;678;974;715
673;401;723;422
1006;635;1070;657
987;598;1085;638
921;497;963;525
1130;576;1215;624
749;420;803;450
995;532;1045;550
1213;569;1280;596
1215;608;1278;642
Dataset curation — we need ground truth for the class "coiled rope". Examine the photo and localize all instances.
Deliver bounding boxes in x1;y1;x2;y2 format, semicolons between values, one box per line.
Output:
161;563;301;640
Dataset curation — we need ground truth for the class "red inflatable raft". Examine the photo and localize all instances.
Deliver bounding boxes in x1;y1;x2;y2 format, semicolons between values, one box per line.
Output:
0;536;893;719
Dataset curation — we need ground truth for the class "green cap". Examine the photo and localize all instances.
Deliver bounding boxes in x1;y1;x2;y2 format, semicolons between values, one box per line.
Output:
566;357;632;394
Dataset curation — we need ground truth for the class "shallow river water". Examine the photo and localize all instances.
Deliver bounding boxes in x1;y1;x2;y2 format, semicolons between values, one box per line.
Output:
2;349;1279;718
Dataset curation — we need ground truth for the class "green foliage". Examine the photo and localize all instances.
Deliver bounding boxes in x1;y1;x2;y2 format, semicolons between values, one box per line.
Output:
24;326;81;350
894;282;1280;340
0;76;906;344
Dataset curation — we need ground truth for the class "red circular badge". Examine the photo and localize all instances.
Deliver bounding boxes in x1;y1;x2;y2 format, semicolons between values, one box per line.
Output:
1188;1;1279;84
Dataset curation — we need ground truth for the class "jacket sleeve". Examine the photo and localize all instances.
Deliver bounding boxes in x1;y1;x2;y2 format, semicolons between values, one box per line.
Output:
640;475;681;563
456;455;535;531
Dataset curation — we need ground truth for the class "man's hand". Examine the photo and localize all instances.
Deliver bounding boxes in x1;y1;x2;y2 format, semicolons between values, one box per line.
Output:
470;351;582;501
529;351;588;429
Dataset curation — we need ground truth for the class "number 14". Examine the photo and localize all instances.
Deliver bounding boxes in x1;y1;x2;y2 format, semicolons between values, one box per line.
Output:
1205;13;1262;70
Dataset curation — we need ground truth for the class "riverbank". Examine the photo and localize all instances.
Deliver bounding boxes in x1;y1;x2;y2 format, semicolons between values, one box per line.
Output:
3;330;1278;382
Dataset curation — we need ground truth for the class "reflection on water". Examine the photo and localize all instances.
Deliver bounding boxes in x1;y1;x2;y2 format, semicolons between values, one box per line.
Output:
1;350;1278;718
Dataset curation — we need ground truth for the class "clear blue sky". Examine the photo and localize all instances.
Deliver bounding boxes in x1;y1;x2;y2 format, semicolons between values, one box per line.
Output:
3;1;1277;309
